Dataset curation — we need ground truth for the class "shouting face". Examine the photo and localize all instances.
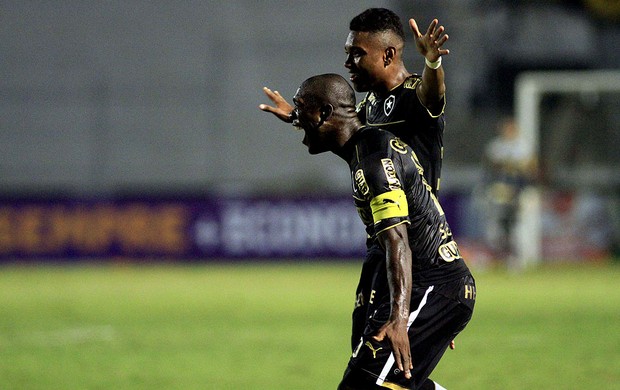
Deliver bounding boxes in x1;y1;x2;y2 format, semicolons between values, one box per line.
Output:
291;90;329;155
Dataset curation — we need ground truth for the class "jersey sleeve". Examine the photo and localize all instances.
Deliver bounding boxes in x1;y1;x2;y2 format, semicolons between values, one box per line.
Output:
405;76;445;121
358;152;410;236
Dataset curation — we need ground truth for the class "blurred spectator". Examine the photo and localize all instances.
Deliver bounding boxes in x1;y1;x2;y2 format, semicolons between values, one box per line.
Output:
482;116;537;263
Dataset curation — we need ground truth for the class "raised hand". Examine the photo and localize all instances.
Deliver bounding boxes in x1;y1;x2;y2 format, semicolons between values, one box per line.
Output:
259;87;294;123
409;18;449;62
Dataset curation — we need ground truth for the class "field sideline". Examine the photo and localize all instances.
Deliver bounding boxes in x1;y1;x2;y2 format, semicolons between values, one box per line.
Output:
1;260;619;389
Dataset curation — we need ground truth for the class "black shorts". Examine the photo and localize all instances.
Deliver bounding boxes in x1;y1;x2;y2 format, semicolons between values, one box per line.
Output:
340;255;476;390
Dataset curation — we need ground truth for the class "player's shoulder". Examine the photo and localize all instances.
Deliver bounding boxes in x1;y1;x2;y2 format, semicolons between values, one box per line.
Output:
403;74;422;90
359;126;392;142
356;127;399;155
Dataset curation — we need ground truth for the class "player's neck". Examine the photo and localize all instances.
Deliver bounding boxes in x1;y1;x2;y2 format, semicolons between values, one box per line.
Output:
374;67;410;96
333;121;363;161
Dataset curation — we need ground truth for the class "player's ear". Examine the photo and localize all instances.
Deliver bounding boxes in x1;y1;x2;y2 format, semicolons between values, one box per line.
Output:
384;47;396;67
320;104;334;121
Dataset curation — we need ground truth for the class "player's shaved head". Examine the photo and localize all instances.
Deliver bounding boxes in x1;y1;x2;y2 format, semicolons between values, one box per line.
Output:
298;73;356;110
293;74;361;156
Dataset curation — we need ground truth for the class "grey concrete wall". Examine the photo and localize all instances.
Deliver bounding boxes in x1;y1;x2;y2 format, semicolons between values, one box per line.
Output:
2;1;386;195
1;1;617;196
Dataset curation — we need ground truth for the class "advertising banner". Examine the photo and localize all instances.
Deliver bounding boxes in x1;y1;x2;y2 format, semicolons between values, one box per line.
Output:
0;196;367;261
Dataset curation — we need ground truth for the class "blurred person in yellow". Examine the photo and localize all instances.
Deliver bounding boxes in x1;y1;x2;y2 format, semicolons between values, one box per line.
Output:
482;117;537;264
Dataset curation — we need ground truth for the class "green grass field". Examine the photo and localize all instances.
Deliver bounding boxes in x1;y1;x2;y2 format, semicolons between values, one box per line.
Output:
1;261;619;389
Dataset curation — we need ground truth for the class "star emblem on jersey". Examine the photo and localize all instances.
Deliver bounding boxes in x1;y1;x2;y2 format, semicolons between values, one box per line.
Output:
384;95;396;116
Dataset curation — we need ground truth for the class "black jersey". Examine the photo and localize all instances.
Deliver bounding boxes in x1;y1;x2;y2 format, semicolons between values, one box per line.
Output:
356;75;445;194
343;126;467;285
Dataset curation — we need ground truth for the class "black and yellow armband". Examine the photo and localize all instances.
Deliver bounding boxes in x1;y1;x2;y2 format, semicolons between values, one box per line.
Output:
370;189;410;235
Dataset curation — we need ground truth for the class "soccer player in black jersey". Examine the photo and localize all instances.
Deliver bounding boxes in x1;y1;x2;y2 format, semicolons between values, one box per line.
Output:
260;8;448;195
289;73;475;390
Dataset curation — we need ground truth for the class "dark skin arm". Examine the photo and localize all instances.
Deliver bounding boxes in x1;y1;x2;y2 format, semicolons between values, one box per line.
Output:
411;19;456;352
373;223;413;379
409;18;448;115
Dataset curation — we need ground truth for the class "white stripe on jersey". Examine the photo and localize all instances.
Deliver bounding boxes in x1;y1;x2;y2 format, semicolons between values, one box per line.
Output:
376;285;435;386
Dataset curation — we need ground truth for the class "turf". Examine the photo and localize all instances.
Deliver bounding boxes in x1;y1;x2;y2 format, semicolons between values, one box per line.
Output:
0;261;619;389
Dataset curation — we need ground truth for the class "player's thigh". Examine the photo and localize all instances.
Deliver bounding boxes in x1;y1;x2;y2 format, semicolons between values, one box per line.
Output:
409;276;475;382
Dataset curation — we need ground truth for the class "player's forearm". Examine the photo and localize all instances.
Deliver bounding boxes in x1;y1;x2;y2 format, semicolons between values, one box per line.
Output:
387;250;412;321
419;66;446;112
381;228;413;321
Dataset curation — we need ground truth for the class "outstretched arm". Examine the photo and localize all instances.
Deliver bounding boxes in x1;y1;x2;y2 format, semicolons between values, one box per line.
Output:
409;18;448;114
373;223;413;380
259;87;294;123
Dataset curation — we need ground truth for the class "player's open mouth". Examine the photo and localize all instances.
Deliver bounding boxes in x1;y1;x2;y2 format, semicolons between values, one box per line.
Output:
349;73;358;82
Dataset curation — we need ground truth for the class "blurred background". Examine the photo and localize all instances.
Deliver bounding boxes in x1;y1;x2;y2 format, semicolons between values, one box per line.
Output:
1;0;619;265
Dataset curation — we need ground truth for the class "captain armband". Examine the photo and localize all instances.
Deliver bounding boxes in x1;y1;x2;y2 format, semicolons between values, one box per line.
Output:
370;189;409;223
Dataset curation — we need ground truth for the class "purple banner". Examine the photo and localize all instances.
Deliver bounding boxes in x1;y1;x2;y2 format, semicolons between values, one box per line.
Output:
0;196;368;260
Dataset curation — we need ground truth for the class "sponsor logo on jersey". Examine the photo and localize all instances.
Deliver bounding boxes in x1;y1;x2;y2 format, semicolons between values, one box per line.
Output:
384;95;396;116
390;138;409;154
464;284;476;300
354;169;370;196
381;159;401;190
355;292;365;308
438;241;462;262
355;101;364;114
403;77;420;89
